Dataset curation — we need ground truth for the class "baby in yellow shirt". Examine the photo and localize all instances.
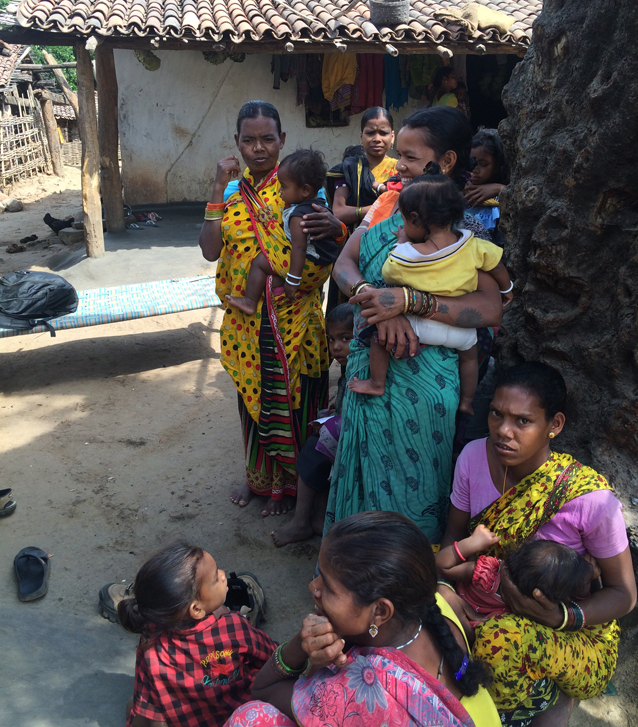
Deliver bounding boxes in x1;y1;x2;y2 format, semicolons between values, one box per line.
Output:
349;164;512;415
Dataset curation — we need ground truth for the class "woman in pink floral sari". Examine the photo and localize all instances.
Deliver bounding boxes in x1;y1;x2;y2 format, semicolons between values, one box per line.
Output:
224;512;499;727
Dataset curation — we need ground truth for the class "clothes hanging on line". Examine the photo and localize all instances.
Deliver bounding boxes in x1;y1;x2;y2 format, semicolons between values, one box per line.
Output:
351;54;384;113
322;53;357;101
384;55;409;111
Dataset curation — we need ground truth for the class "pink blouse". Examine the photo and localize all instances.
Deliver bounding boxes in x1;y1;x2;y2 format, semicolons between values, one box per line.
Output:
450;438;628;559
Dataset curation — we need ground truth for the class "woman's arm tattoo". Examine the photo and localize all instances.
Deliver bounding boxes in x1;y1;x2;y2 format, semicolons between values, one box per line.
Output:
333;267;361;291
456;308;483;327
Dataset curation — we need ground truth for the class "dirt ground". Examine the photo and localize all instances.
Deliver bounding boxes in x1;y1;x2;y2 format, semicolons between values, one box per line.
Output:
0;168;636;727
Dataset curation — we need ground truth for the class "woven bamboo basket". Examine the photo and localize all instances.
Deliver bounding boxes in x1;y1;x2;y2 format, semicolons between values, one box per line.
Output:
369;0;409;26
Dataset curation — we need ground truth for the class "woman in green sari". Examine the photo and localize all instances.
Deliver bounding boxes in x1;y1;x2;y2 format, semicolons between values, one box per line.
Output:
328;107;503;541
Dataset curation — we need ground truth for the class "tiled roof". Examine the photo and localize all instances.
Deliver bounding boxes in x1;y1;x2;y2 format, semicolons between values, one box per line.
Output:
0;42;27;88
10;0;540;47
53;102;75;118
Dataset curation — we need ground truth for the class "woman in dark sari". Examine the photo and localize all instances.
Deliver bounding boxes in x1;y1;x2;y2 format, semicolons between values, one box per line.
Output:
327;107;397;229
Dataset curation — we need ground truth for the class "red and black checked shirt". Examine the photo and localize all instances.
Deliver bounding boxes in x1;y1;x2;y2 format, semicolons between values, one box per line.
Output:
127;612;276;727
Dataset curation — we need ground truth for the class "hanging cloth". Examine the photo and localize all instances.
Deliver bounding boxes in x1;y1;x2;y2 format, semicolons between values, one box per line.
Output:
352;54;384;112
330;83;354;110
322;53;357;101
384;55;408;111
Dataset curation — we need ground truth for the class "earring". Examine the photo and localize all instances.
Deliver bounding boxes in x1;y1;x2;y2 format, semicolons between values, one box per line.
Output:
549;432;555;439
369;623;379;638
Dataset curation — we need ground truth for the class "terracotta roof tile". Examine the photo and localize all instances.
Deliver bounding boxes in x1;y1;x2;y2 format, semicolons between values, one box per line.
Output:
11;0;540;45
0;43;27;87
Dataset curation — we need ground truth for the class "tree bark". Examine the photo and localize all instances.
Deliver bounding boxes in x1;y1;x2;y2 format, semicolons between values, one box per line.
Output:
43;49;79;117
75;43;104;257
95;45;124;233
498;0;638;501
38;96;63;177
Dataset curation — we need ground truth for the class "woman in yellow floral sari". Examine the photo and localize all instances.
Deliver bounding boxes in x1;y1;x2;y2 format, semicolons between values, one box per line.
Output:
200;101;346;517
441;362;636;726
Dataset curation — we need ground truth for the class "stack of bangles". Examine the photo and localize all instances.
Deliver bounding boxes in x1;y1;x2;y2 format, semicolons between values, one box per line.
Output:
557;601;587;631
285;273;302;287
403;288;438;318
349;280;373;298
204;202;225;221
272;642;308;679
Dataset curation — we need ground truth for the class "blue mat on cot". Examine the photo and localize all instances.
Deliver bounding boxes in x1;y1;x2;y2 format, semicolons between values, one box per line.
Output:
0;275;222;338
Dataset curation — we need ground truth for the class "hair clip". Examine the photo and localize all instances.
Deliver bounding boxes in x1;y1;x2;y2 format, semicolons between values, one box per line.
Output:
454;654;469;681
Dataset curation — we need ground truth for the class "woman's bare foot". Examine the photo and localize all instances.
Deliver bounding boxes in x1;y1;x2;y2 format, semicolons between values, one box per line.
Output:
348;376;385;396
261;494;295;517
230;483;254;507
271;520;314;547
225;295;258;315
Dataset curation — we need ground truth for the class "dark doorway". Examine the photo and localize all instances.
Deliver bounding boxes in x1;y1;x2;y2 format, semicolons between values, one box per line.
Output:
466;54;522;130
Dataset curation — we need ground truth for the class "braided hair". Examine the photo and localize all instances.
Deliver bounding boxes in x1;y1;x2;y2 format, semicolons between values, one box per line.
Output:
323;511;492;697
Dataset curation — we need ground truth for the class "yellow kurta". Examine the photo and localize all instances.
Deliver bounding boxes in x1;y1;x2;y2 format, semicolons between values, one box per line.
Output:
382;232;502;297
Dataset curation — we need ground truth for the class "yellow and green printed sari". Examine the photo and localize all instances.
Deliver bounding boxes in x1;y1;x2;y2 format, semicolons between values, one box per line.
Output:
469;452;619;725
216;167;330;499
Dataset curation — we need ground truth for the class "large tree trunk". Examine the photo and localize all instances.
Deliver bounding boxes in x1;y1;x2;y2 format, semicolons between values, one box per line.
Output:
499;0;638;507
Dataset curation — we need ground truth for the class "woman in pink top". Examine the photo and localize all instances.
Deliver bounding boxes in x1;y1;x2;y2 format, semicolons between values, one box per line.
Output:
441;361;636;727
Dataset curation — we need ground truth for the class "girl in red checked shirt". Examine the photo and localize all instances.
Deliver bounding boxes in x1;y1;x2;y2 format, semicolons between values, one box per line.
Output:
119;543;276;727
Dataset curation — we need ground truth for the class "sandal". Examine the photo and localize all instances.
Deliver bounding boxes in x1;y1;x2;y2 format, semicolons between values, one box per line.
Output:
99;581;135;623
0;488;16;517
225;572;266;629
14;546;50;601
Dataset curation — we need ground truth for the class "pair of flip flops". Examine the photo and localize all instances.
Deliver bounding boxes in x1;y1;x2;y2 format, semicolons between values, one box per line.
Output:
14;546;50;602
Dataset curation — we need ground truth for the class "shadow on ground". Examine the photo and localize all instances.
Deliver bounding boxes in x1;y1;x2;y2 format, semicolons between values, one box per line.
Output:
0;609;137;727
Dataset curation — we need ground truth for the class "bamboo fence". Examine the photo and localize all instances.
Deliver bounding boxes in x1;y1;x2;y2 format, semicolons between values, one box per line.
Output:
0;85;51;188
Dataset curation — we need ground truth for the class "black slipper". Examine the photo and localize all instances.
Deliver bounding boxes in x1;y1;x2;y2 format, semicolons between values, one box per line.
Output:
14;546;50;601
225;572;266;628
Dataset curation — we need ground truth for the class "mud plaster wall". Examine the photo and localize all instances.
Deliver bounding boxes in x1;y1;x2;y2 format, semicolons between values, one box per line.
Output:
114;50;423;205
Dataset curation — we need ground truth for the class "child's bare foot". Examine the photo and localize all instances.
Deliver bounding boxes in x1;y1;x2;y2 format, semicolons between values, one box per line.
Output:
271;520;314;547
230;483;254;507
458;398;475;416
261;494;295;517
225;295;257;315
348;377;385;396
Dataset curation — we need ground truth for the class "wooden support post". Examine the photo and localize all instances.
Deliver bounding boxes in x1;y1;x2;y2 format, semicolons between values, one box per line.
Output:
38;96;63;176
43;50;79;117
95;45;124;233
75;42;104;257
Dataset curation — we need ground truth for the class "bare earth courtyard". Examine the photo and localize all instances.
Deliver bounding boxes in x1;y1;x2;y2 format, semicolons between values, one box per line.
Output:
0;169;635;727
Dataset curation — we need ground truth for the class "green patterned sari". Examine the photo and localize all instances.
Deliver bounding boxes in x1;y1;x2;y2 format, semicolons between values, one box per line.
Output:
325;213;460;541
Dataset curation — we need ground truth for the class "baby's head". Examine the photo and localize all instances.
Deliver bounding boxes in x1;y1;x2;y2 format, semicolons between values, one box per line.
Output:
454;81;468;101
343;144;366;161
398;162;466;242
278;149;327;206
505;540;597;602
326;303;354;367
470;129;510;186
118;542;228;636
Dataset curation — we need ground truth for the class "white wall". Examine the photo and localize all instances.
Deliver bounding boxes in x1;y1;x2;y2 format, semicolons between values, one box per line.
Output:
114;50;424;205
